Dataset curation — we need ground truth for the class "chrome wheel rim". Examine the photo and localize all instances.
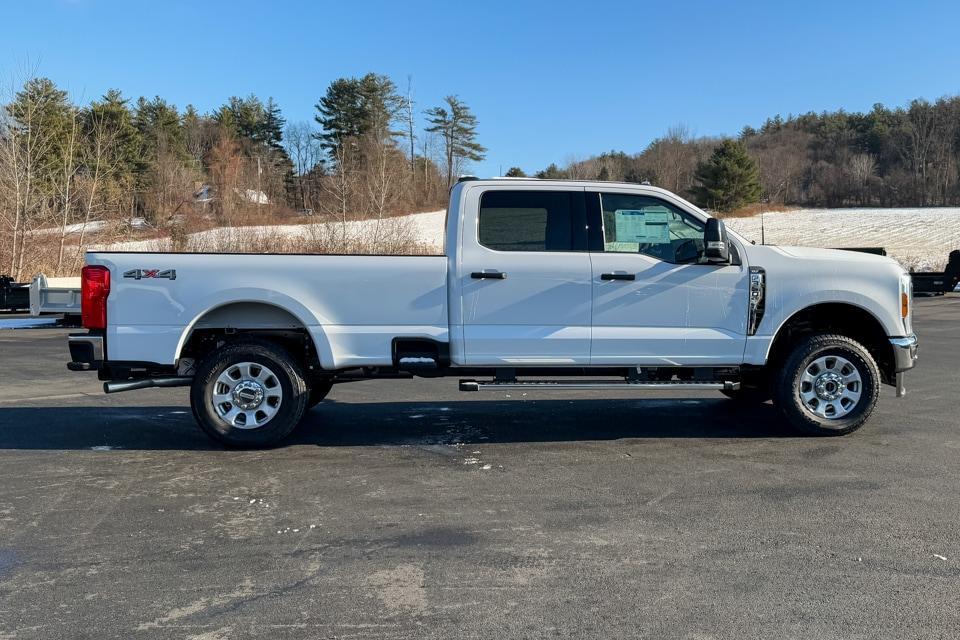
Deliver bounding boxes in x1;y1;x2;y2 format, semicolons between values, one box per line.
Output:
211;362;283;429
798;354;862;421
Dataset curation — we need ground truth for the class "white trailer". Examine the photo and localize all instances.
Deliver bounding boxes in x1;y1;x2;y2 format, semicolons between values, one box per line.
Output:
30;274;81;317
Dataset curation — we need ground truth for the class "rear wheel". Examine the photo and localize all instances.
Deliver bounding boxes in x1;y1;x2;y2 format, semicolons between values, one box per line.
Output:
190;339;309;447
774;334;880;436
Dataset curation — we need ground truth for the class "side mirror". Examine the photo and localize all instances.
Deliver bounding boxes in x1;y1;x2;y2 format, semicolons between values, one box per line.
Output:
704;218;730;264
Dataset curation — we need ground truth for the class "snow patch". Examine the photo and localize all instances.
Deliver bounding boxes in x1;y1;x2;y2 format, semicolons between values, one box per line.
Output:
726;207;960;270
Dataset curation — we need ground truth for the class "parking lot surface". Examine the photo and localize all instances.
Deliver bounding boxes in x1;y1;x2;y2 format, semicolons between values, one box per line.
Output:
1;298;958;639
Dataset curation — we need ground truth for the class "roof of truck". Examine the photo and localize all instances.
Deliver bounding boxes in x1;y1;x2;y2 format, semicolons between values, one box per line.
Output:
455;176;681;197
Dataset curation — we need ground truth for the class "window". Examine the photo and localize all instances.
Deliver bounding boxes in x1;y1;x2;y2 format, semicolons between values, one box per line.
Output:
479;191;584;252
599;193;705;263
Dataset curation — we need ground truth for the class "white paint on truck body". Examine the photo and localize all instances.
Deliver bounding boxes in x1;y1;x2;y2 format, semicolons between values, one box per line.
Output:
86;253;448;368
85;180;912;371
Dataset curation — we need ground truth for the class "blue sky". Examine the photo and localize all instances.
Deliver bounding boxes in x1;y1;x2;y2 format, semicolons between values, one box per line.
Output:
3;0;959;177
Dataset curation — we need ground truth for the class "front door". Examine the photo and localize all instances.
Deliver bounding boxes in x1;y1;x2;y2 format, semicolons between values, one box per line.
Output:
588;189;749;366
458;188;592;366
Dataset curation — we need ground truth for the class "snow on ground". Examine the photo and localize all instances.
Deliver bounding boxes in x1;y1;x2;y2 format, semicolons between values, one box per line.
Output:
33;217;151;236
33;220;109;235
94;206;959;271
725;208;960;271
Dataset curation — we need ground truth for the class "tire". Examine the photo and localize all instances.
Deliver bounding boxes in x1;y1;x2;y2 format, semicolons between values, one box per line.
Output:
190;339;309;448
308;379;334;408
773;333;880;436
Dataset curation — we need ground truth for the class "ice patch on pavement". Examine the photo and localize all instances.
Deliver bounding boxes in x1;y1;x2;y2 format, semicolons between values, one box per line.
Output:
90;445;119;451
0;317;60;330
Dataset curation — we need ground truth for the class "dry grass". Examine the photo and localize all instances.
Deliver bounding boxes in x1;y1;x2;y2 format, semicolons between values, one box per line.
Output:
105;214;439;257
716;202;799;218
2;211;439;280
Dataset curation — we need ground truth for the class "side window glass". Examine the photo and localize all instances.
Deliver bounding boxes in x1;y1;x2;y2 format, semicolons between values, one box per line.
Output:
599;193;704;264
479;191;577;252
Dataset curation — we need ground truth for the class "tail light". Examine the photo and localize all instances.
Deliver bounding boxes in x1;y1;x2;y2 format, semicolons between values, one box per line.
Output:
81;265;110;329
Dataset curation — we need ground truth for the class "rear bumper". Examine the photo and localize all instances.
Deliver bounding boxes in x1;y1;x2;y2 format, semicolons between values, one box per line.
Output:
67;333;103;371
890;334;918;398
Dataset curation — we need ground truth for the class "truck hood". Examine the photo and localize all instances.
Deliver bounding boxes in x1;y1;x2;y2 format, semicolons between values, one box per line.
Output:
752;244;902;268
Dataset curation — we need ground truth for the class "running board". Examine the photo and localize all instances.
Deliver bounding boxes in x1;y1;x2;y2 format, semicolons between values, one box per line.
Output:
459;379;740;392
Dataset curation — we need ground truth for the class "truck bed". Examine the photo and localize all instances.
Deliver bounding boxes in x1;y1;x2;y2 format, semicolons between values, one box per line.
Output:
87;252;449;368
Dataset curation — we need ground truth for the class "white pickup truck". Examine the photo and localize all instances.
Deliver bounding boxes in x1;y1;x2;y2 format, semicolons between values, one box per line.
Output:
68;179;918;447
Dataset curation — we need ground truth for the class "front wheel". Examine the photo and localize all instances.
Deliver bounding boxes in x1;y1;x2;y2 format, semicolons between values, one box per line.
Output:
774;334;880;436
190;339;310;448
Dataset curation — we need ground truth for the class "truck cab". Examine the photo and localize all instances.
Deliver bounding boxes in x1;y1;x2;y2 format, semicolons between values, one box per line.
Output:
68;179;918;447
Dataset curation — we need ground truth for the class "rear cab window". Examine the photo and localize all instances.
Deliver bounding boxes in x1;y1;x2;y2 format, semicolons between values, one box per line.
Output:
478;190;588;252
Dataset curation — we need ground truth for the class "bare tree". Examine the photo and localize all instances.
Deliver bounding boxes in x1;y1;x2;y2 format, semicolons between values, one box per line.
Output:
320;137;358;238
54;106;81;274
284;121;321;210
0;74;60;279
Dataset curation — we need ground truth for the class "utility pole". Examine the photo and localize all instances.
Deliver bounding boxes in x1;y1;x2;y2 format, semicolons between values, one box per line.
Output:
760;197;766;245
406;76;415;191
256;156;262;214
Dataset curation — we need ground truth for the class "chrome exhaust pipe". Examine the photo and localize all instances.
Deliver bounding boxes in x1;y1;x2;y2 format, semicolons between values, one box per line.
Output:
103;377;192;394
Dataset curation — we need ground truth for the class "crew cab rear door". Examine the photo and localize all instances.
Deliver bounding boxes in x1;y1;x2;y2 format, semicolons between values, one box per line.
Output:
455;186;592;365
587;189;749;365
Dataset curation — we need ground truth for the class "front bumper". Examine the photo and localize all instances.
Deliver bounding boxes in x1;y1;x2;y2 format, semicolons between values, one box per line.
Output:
890;334;918;397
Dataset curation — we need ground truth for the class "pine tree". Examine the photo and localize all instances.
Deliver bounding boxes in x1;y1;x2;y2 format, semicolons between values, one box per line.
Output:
85;89;142;181
262;98;286;151
535;163;566;179
691;139;761;212
504;166;526;177
424;95;486;186
7;77;75;186
314;73;402;160
133;96;185;158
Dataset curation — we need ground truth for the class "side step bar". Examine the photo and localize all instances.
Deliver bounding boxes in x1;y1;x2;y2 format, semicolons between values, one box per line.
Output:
103;377;192;394
459;379;740;392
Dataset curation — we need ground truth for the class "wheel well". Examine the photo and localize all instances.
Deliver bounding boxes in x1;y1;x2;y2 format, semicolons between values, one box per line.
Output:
767;303;895;384
179;302;322;376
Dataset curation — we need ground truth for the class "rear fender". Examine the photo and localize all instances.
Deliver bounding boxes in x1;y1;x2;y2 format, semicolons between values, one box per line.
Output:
174;288;335;369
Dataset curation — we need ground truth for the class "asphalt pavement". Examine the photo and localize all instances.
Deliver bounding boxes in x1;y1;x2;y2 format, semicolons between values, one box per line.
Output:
0;298;958;639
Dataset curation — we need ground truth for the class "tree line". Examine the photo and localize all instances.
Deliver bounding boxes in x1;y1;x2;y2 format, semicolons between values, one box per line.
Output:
0;72;485;279
527;97;960;212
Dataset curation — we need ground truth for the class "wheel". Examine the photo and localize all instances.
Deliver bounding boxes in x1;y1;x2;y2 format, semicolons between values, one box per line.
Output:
308;379;334;408
773;334;880;436
190;339;309;447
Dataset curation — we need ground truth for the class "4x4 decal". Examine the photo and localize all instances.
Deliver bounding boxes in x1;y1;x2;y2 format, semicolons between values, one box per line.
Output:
123;269;177;280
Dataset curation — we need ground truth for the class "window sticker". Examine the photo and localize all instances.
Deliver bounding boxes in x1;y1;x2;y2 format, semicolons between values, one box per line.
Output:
613;209;670;244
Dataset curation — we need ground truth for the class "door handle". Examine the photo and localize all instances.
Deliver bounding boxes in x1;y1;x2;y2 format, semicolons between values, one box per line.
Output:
601;273;635;281
471;270;507;280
